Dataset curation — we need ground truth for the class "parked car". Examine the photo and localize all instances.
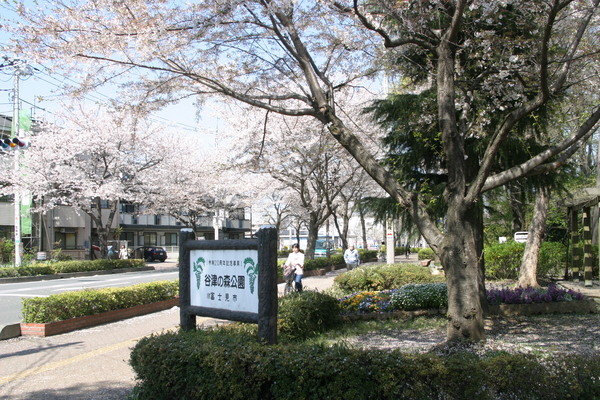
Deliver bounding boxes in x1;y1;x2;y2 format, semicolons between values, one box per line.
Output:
134;246;168;262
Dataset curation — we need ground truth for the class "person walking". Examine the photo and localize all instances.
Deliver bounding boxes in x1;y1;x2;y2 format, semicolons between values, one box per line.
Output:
378;241;386;262
119;245;128;260
343;244;360;270
283;243;305;292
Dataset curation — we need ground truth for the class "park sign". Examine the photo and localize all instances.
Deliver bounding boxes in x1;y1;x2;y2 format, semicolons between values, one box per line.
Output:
189;248;259;314
179;227;279;344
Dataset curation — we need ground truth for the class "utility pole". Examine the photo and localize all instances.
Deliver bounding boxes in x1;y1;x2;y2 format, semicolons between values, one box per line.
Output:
1;57;32;266
12;66;22;267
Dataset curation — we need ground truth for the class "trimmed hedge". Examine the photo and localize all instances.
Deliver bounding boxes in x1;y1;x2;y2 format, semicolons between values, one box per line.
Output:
484;241;569;280
129;327;600;400
278;291;341;340
418;247;435;260
21;280;179;323
333;264;445;293
0;259;146;278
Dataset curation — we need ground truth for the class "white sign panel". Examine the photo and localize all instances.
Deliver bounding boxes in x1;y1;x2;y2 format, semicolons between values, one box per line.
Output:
189;249;259;314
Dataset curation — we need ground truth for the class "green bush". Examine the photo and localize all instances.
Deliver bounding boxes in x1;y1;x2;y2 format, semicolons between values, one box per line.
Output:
485;241;568;280
0;258;145;278
129;327;600;400
390;283;448;311
278;291;341;340
537;241;567;278
0;264;55;278
21;280;178;323
417;247;435;260
0;238;15;264
485;241;523;280
358;249;377;261
333;264;445;293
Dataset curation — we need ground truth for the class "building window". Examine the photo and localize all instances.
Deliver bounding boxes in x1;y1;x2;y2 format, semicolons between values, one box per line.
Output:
165;233;177;246
122;203;135;213
55;232;77;250
154;215;161;225
0;226;12;240
119;232;134;247
144;232;157;246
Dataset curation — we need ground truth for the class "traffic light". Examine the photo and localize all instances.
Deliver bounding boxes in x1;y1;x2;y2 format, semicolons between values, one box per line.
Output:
1;137;30;150
12;137;30;149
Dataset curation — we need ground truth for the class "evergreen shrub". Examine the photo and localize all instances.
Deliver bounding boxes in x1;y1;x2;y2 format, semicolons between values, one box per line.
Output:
0;238;15;264
390;283;448;311
358;249;377;261
278;291;341;340
21;280;178;323
418;247;435;260
333;264;444;293
129;327;600;400
304;255;343;271
485;241;567;280
0;258;145;278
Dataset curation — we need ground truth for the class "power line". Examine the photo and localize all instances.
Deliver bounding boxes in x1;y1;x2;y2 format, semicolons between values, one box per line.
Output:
2;61;204;132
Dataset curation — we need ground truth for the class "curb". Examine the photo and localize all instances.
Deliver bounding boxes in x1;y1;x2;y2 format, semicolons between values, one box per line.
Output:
0;323;21;340
19;297;180;337
0;266;156;284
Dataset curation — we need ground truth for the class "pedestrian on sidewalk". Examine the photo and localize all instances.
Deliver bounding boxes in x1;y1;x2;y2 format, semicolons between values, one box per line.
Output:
284;243;304;292
119;245;128;259
378;241;386;262
344;244;360;270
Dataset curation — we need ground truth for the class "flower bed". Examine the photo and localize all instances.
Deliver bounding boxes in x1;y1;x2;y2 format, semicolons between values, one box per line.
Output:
338;283;595;316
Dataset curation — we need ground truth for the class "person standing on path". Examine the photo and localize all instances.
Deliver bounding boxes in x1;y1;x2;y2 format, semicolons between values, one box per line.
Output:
344;244;360;270
284;243;305;292
119;245;128;259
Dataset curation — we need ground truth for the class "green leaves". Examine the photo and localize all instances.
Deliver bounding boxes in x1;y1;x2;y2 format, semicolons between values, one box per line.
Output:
21;280;178;323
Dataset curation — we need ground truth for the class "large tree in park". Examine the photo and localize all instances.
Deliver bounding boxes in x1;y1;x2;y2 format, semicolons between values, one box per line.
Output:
5;0;599;342
0;105;178;258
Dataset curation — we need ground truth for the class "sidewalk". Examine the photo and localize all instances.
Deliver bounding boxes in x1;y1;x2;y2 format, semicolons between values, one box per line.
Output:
0;265;347;400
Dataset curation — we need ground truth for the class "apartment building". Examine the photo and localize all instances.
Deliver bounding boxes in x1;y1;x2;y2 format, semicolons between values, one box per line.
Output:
0;195;251;261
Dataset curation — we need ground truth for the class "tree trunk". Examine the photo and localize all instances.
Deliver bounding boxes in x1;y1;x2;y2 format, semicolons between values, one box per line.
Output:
358;204;368;249
517;185;550;288
442;214;486;342
304;213;319;260
332;202;351;249
507;182;526;233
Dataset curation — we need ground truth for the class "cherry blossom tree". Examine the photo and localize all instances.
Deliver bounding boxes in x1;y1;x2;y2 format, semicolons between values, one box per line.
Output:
140;142;254;237
250;178;298;249
5;0;599;342
1;104;176;258
231;113;358;259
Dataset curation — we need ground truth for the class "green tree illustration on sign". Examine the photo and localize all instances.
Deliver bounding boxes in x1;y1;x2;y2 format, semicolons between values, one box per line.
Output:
244;257;258;294
192;257;205;290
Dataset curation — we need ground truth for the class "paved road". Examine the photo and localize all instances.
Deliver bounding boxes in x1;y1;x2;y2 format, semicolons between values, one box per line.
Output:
0;261;179;326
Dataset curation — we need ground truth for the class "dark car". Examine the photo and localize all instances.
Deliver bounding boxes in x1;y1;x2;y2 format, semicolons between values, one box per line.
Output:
134;246;168;262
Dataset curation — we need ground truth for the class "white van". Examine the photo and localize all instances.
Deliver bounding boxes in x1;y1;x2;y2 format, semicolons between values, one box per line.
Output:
513;231;529;243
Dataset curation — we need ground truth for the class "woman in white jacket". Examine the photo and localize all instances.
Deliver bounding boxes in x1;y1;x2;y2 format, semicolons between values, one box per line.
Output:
283;243;305;292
